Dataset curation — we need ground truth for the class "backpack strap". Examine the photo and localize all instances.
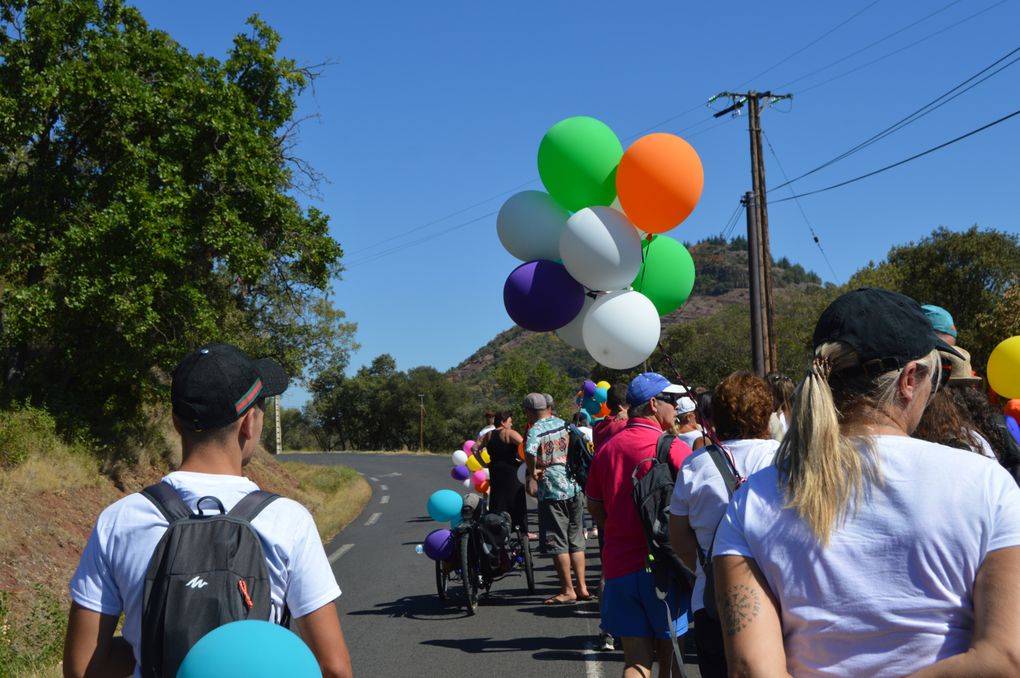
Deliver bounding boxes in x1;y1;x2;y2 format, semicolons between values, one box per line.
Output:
705;444;739;496
141;482;192;524
228;490;281;522
655;432;677;478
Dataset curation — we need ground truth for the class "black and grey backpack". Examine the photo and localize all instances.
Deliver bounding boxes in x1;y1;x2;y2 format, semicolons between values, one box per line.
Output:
139;482;284;678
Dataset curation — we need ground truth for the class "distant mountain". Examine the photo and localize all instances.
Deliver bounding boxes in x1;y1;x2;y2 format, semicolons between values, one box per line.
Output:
447;236;822;400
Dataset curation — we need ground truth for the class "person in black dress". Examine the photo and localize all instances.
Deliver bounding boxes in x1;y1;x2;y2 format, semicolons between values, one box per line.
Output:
479;411;528;532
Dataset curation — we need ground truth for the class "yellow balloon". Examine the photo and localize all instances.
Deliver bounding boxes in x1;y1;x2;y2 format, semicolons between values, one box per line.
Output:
466;455;482;472
988;336;1020;399
480;449;491;464
596;380;610;390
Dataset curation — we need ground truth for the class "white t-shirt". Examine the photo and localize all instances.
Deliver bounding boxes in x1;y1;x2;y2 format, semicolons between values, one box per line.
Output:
70;472;341;677
577;425;593;443
669;438;779;611
676;428;703;449
715;435;1020;678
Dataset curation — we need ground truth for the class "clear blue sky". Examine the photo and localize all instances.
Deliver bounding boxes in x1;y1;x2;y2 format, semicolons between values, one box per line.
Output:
132;0;1020;407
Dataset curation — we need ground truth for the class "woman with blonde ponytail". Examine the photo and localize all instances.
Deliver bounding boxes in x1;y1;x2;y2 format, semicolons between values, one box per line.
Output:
712;288;1020;678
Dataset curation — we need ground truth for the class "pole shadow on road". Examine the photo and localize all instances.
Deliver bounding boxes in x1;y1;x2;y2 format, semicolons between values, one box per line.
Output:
422;634;594;658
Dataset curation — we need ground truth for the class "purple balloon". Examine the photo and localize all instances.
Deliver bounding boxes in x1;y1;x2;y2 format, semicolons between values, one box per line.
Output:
1007;415;1020;446
582;380;597;397
451;464;470;481
503;260;585;332
423;528;454;561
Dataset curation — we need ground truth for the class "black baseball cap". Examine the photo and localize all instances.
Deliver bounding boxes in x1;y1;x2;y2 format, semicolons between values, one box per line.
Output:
813;288;962;377
171;343;289;431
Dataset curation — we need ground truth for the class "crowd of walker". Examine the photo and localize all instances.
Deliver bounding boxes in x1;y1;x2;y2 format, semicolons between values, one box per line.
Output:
61;286;1020;678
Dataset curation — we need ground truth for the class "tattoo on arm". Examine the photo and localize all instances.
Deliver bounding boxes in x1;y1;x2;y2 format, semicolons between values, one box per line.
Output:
721;583;762;636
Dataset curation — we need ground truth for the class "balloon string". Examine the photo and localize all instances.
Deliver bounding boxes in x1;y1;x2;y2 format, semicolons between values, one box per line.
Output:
655;341;725;451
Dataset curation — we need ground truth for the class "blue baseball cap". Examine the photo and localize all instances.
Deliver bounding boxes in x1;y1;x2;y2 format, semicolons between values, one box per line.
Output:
921;304;957;338
627;372;685;407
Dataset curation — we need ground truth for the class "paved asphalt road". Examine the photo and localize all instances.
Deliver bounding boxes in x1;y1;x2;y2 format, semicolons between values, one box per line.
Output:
279;452;701;678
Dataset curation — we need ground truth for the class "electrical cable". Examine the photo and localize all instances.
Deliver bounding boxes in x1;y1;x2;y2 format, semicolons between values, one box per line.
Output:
344;210;498;269
762;132;842;283
772;44;1020;191
771;107;1020;203
720;201;745;241
792;0;1009;96
775;0;965;90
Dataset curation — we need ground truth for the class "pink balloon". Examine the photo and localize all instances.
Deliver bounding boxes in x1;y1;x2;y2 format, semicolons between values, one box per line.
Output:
472;470;487;485
462;440;475;454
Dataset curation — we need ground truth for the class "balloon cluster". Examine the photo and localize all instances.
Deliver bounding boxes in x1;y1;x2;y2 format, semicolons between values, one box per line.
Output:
450;439;491;493
498;117;702;369
576;379;611;419
420;489;464;561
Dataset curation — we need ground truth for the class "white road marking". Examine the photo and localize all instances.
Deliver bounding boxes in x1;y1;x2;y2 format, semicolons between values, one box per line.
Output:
364;512;382;526
369;477;379;483
380;484;388;491
328;543;354;564
380;495;390;504
582;599;603;678
378;472;402;478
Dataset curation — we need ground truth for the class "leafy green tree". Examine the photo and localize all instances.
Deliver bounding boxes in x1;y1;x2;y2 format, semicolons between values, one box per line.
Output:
848;226;1020;370
0;1;354;450
261;404;320;452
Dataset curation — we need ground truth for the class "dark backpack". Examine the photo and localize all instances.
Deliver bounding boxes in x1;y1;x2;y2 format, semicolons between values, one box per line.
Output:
698;443;742;621
477;511;513;577
565;423;594;490
139;482;282;678
631;433;694;597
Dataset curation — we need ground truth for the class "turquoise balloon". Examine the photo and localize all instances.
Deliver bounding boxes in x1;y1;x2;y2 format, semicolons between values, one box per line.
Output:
537;116;623;211
631;235;696;316
177;621;320;678
427;489;464;522
594;387;608;403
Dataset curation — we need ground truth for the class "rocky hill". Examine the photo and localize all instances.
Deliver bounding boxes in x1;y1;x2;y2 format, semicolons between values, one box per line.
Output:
448;236;821;397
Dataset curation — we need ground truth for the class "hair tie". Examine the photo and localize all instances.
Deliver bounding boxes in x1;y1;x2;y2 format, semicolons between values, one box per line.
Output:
812;356;833;381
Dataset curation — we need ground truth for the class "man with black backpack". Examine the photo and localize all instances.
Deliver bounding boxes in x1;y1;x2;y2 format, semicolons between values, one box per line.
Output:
64;343;353;678
585;373;693;678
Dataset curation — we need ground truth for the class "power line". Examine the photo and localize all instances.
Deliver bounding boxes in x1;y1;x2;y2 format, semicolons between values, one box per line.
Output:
771;107;1020;203
775;0;965;90
344;210;498;269
762;132;842;283
793;0;1009;96
772;44;1020;191
734;0;885;88
720;201;745;240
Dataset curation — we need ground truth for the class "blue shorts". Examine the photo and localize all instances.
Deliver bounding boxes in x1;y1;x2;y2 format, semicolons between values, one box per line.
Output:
601;568;690;639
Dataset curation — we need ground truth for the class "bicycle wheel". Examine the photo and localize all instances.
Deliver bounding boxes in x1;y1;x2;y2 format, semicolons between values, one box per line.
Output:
459;529;479;616
435;558;448;600
519;527;535;594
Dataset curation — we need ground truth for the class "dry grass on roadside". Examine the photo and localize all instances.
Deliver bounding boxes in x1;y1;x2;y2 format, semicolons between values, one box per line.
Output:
282;462;372;541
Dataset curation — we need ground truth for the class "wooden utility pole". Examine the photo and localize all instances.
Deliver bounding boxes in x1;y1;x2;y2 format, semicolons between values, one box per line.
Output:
418;393;425;452
712;90;792;374
274;395;282;455
743;192;765;376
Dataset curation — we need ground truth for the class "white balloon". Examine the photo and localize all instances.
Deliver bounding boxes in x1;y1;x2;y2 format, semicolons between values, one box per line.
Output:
463;478;473;488
560;206;643;290
497;191;571;262
611;197;648;239
483;467;490;480
583;290;661;369
452;450;468;466
516;463;527;485
555;293;598;351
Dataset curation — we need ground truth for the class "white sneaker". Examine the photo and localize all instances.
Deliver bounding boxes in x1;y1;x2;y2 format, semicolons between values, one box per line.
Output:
598;633;615;651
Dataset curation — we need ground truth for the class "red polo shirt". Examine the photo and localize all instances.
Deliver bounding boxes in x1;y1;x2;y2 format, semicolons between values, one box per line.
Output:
585;418;691;579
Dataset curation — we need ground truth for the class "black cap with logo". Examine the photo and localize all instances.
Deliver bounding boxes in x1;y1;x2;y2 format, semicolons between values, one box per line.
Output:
171;343;289;431
813;288;962;377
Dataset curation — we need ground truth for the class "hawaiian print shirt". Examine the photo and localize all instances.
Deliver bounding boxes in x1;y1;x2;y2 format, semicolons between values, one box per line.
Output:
525;416;580;502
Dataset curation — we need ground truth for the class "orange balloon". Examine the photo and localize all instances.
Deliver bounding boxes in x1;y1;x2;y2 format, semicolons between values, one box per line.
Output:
477;480;490;494
518;441;525;461
616;133;704;234
598;403;611;418
1005;399;1020;421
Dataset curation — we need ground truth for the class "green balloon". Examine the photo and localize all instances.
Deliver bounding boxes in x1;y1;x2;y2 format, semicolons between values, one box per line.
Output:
631;235;696;316
537;117;623;212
